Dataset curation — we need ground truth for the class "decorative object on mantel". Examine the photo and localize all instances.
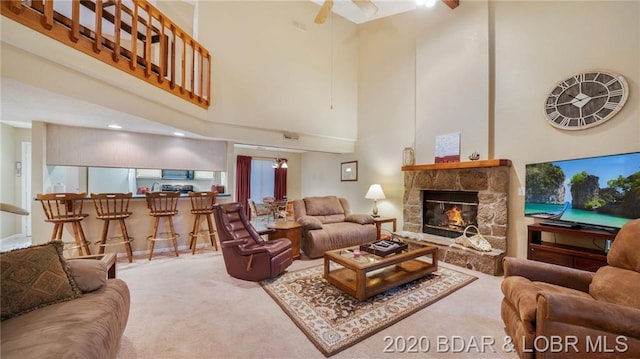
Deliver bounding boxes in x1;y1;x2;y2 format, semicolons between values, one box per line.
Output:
468;151;480;161
402;147;415;166
340;161;358;181
454;225;492;252
365;184;385;218
434;132;461;163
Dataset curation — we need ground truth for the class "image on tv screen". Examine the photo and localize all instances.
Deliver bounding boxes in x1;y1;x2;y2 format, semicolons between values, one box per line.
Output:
525;152;640;230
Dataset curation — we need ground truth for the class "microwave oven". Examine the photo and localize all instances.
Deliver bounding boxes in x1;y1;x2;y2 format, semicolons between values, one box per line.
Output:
161;169;195;180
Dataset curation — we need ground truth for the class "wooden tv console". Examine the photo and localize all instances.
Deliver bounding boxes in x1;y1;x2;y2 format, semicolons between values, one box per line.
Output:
527;223;616;272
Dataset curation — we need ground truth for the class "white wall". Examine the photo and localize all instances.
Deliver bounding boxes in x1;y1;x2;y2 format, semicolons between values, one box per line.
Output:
302;152;382;215
200;1;359;142
343;0;640;259
493;0;640;258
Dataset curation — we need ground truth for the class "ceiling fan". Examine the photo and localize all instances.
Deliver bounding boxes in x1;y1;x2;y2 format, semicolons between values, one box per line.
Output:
313;0;460;25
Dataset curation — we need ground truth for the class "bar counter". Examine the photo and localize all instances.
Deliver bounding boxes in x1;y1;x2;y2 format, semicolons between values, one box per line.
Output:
38;193;232;258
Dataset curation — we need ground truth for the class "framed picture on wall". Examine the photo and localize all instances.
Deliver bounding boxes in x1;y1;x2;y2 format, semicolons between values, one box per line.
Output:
341;161;358;181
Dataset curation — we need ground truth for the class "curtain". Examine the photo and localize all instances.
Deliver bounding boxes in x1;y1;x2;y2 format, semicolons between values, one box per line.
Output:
235;155;252;218
274;158;287;200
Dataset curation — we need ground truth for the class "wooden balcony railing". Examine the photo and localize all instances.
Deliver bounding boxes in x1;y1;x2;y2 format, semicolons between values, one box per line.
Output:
2;0;211;108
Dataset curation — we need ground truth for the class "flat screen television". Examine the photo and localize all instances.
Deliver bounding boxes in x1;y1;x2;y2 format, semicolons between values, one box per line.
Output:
525;152;640;233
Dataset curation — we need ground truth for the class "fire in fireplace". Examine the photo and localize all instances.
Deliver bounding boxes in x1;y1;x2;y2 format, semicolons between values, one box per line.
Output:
423;190;479;238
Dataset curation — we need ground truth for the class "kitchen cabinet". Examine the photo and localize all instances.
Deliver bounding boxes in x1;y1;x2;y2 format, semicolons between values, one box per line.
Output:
136;169;162;178
194;171;214;180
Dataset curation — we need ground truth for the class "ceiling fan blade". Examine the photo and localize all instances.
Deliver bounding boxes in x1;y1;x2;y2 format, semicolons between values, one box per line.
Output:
314;0;334;24
442;0;460;10
352;0;378;18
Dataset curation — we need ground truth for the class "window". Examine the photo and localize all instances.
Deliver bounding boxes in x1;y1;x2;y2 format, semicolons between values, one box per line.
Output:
250;159;274;202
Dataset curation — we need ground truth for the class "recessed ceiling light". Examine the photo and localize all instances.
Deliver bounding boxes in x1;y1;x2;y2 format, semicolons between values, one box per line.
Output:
108;124;122;129
173;132;185;136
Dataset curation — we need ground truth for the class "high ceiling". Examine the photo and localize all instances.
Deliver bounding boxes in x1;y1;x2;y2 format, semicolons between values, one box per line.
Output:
309;0;417;24
0;0;439;142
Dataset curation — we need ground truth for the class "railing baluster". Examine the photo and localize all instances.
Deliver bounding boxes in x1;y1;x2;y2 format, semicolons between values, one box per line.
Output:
170;24;176;89
198;48;203;102
181;35;186;94
206;53;211;102
70;0;80;42
145;3;152;78
130;1;137;70
42;0;54;30
94;0;103;53
158;15;165;84
190;39;195;98
112;0;121;62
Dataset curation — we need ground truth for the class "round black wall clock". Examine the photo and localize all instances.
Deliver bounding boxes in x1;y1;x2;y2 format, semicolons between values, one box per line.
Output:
544;69;628;130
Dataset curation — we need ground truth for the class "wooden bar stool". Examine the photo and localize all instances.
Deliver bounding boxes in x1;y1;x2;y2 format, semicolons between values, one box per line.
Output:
145;191;180;260
37;192;91;257
91;192;135;262
188;191;218;254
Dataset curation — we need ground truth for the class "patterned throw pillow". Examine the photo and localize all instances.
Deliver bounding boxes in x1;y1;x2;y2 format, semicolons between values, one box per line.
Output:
1;241;81;321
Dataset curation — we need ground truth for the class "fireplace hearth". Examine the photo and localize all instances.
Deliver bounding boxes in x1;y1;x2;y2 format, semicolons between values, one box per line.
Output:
423;190;479;238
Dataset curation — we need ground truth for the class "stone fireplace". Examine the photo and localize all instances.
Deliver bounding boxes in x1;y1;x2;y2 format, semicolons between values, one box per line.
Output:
400;160;511;275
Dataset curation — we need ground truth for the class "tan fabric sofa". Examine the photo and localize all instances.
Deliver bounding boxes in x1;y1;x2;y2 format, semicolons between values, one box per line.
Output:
500;219;640;359
1;255;130;358
293;196;377;258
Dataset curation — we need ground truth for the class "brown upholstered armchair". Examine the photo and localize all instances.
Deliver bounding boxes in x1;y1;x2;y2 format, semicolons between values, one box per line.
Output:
213;202;293;281
501;219;640;358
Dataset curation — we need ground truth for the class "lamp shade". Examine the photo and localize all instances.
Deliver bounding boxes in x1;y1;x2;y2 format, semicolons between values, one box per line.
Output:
365;184;386;200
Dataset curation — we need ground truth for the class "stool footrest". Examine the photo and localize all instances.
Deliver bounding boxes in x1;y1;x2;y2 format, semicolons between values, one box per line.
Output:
95;237;135;247
57;240;91;249
147;232;179;242
189;230;216;238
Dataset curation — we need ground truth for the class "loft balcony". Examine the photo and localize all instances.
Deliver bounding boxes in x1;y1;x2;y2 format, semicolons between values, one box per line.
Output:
1;0;211;108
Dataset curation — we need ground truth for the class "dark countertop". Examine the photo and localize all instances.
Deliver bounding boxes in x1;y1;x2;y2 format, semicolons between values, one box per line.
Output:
36;193;231;200
131;193;231;198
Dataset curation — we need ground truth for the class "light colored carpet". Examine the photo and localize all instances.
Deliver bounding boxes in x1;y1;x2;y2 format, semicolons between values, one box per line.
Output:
261;265;477;356
116;249;518;358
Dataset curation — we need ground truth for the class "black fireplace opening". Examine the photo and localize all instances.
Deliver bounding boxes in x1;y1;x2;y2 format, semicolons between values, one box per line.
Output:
423;190;479;238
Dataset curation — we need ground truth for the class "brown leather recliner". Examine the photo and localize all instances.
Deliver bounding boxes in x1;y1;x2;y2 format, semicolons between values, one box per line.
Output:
501;219;640;358
213;202;293;281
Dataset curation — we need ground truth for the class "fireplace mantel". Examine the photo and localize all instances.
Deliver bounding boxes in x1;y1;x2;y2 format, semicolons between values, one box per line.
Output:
402;159;511;172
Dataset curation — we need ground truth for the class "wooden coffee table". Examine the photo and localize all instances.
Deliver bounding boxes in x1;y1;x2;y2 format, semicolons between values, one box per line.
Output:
323;240;438;300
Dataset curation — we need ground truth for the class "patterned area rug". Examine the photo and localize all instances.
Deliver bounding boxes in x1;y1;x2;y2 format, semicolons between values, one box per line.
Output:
260;265;477;357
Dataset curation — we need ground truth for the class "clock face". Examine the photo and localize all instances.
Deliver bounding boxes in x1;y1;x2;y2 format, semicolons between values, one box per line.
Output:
544;70;628;130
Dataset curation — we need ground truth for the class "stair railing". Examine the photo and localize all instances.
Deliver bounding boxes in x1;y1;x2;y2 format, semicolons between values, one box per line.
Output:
2;0;211;108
